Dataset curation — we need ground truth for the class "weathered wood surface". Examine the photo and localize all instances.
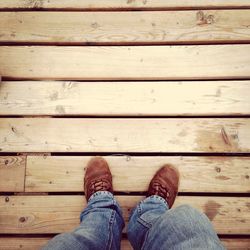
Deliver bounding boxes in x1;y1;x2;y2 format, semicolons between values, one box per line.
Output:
0;0;250;10
0;237;249;250
25;156;250;193
1;45;250;80
0;156;25;192
0;195;249;234
1;10;250;44
0;118;249;153
1;81;250;116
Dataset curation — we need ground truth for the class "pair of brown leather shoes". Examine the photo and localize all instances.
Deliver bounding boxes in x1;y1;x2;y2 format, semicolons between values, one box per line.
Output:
84;157;179;208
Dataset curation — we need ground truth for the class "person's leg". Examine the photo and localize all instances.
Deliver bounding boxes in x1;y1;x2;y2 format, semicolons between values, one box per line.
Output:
128;165;225;250
42;157;125;250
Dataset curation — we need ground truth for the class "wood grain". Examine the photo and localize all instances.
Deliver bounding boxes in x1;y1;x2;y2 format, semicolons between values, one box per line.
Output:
1;10;250;44
1;45;250;80
1;81;250;116
0;237;51;250
0;237;249;250
0;0;250;10
25;156;250;193
0;156;25;192
0;118;249;153
0;195;249;234
222;239;250;250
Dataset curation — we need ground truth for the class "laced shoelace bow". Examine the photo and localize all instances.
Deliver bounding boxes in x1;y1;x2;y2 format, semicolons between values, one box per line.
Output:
89;179;111;194
151;181;170;198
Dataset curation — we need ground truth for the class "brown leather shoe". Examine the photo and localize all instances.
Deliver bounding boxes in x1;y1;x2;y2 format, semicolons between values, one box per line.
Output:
147;164;179;208
84;157;113;201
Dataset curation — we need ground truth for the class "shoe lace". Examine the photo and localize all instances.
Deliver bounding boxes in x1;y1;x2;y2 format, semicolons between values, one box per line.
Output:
151;181;170;198
89;179;111;194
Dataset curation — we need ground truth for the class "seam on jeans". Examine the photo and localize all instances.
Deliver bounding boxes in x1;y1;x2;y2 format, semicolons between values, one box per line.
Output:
141;230;150;250
106;200;116;250
137;202;152;229
138;201;143;216
137;217;152;229
107;211;115;250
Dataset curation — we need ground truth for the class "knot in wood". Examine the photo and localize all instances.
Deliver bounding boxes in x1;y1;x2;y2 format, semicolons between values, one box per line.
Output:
215;167;221;173
19;217;26;223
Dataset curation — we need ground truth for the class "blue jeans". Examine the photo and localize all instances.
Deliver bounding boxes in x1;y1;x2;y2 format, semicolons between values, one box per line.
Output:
42;191;225;250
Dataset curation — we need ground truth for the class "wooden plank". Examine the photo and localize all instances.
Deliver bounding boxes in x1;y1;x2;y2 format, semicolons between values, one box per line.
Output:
1;45;250;80
0;118;250;153
0;238;133;250
0;0;250;10
0;238;134;249
1;81;250;116
0;238;249;250
1;10;250;44
0;195;249;234
25;156;250;193
0;238;51;250
0;156;25;192
222;239;250;250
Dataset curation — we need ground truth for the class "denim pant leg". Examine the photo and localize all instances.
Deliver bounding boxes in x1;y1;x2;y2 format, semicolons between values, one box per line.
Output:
128;195;225;250
42;191;125;250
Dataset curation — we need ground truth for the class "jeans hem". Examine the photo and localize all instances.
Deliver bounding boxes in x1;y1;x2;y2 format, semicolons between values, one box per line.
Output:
88;191;114;202
145;195;169;208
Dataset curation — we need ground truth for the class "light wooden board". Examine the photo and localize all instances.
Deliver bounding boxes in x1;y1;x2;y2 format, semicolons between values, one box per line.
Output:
0;0;250;10
1;10;250;44
0;237;249;250
0;195;249;234
0;118;250;153
0;156;25;192
1;45;250;80
25;156;250;193
1;81;250;116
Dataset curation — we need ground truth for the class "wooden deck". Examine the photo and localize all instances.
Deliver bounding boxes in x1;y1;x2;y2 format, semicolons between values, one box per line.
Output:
0;1;250;249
